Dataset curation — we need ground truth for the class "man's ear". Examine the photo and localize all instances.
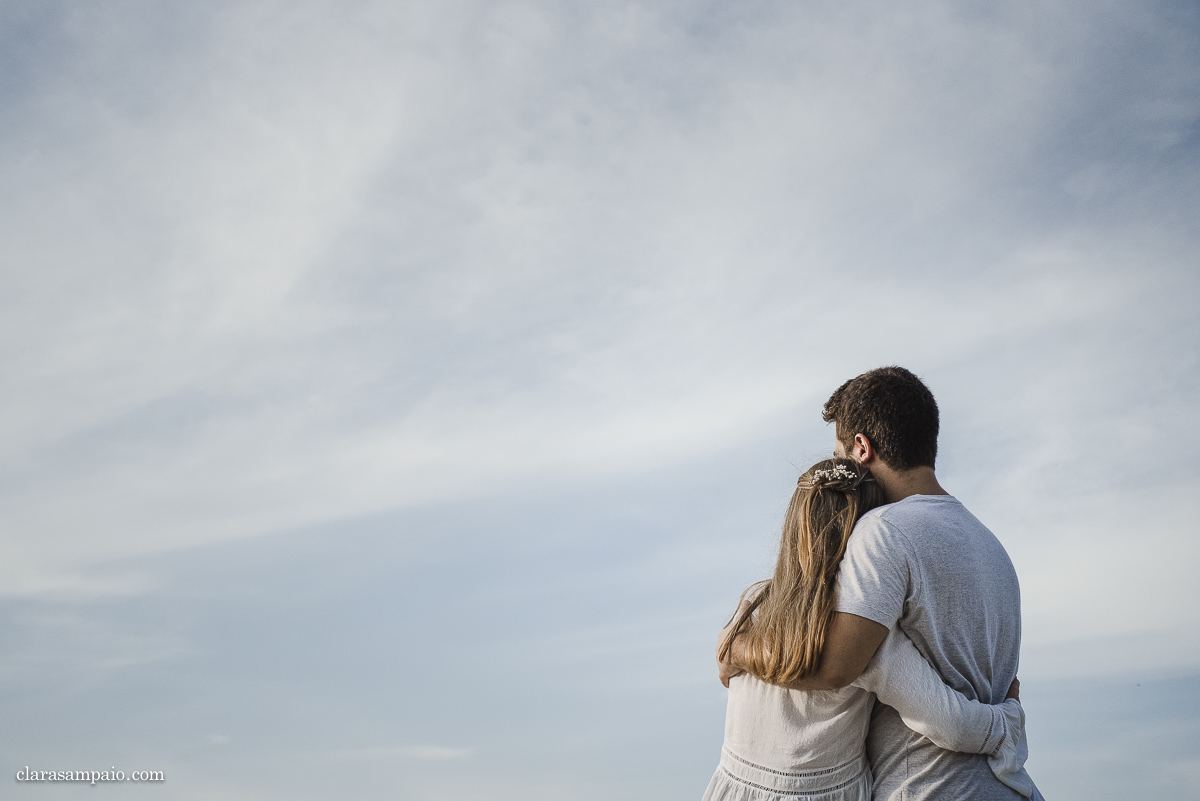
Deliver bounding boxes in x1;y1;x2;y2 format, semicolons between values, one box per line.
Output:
852;433;876;464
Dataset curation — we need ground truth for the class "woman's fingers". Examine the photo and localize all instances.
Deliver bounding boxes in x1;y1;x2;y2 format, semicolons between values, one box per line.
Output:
1005;676;1020;701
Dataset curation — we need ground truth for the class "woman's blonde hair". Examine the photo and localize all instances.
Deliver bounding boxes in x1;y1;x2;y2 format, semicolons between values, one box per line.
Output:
718;457;886;684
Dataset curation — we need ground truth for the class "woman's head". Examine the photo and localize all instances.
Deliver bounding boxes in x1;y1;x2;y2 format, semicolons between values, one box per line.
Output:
786;458;887;576
721;457;886;684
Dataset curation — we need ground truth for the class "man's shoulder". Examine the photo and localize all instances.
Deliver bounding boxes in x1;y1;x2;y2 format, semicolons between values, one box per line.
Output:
837;504;913;627
843;503;913;559
868;495;989;535
848;495;998;558
848;498;926;541
861;496;1015;585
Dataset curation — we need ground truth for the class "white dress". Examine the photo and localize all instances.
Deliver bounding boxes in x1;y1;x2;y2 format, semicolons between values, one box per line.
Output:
702;630;1034;801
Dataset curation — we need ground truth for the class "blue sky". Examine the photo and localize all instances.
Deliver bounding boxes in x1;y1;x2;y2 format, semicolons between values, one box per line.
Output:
1;1;1199;798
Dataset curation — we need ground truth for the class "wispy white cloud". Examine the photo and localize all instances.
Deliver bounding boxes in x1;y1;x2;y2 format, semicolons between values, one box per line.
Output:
0;606;193;691
5;1;1194;603
323;744;472;762
0;1;1197;753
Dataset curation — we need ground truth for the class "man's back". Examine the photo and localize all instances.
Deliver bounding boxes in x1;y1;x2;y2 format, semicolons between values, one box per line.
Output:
837;495;1023;800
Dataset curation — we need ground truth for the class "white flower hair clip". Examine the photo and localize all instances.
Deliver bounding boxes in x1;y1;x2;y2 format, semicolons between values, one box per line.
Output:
800;463;873;490
811;464;858;482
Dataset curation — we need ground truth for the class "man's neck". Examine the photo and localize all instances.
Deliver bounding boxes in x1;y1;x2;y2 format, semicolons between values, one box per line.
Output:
871;463;949;504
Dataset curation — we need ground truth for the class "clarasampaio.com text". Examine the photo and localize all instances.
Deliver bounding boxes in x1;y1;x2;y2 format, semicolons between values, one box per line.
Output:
16;767;163;783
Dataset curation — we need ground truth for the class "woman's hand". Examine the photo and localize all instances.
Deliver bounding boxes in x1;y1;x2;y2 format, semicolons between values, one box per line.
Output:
1005;676;1020;701
716;602;752;687
716;625;745;687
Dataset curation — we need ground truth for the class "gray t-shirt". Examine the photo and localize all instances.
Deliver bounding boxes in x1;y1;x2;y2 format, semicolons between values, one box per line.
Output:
836;495;1023;801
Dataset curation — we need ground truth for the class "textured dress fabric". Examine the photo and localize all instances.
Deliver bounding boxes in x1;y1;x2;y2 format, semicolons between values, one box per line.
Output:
700;745;873;801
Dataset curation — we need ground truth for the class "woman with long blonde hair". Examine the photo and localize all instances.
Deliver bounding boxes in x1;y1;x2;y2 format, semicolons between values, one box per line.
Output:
702;458;1036;801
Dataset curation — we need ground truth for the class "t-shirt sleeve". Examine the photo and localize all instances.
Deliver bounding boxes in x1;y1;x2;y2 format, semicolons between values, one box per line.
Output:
854;628;1006;755
835;514;910;628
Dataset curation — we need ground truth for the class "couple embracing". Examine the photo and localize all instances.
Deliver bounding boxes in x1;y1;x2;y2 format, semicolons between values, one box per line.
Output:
706;367;1044;801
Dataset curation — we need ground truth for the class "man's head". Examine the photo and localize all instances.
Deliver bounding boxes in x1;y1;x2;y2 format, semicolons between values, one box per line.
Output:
822;366;939;471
